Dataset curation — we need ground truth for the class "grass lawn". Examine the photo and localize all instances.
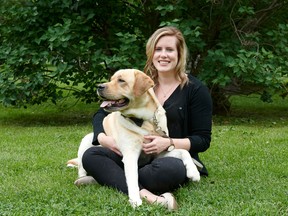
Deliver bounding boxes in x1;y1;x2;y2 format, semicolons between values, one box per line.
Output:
0;95;287;215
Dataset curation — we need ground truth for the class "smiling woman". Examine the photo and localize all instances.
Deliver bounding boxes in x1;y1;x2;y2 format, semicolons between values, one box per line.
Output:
153;35;179;75
79;26;213;211
73;69;200;209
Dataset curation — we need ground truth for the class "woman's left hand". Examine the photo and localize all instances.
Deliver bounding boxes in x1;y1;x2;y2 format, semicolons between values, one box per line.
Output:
142;135;169;155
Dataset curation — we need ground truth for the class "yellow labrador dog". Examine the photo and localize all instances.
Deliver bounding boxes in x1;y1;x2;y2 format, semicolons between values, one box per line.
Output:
67;69;200;208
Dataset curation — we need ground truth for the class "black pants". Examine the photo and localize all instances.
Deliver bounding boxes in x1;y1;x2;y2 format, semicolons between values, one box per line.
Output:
82;146;187;194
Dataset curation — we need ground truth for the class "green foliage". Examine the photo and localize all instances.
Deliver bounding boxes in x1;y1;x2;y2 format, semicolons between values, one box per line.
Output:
0;0;147;107
0;0;287;113
201;24;288;98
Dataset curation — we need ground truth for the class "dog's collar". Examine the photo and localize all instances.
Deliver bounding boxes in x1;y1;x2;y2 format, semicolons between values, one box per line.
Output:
122;115;144;127
121;107;167;136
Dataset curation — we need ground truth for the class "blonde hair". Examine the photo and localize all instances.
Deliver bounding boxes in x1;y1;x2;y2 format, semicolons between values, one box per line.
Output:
144;26;189;87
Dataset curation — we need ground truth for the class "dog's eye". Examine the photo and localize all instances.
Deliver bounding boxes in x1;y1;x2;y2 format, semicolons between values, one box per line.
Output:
118;78;125;83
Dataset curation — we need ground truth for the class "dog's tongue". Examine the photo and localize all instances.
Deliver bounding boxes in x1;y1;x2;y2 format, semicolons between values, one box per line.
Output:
100;101;112;108
100;99;125;108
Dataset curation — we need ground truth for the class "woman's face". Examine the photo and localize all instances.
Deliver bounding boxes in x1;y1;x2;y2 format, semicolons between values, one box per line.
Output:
152;35;178;74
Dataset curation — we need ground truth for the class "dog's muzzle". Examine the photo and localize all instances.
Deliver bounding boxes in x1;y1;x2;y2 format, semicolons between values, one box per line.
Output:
97;84;106;96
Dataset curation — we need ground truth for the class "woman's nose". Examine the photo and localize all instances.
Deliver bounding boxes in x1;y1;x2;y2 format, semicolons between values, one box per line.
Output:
160;50;167;57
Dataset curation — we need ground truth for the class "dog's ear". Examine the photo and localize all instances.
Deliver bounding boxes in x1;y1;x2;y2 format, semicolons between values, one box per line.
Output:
133;70;154;97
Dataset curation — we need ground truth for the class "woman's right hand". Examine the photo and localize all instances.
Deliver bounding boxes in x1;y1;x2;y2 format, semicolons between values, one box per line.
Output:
97;133;122;156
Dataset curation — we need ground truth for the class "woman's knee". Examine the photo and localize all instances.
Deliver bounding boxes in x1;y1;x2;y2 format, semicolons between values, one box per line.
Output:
82;147;97;168
83;146;114;159
138;157;187;193
82;146;123;169
152;157;186;177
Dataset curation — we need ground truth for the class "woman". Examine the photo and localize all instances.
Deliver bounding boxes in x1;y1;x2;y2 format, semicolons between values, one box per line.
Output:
82;26;212;210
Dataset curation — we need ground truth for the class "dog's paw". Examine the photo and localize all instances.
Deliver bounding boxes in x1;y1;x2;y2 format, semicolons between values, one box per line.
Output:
67;158;78;168
74;176;97;186
67;163;77;168
129;198;142;208
186;168;200;182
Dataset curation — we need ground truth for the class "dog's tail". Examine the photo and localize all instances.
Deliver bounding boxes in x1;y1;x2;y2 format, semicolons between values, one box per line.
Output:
66;158;78;168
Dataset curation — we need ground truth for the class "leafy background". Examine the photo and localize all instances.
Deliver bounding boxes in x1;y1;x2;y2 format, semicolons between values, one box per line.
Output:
0;0;287;114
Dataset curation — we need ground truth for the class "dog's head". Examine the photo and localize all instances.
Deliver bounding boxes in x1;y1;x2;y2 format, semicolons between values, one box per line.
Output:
97;69;154;112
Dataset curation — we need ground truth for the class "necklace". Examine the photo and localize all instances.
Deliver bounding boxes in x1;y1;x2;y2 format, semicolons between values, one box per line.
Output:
158;82;179;98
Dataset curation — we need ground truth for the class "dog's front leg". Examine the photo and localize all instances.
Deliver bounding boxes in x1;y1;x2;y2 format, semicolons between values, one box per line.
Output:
122;152;142;208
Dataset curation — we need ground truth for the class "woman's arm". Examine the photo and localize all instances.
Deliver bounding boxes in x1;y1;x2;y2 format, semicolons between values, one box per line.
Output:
142;135;190;154
187;83;213;154
92;108;108;145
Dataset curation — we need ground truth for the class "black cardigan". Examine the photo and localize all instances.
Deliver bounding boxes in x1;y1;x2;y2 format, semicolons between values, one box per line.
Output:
91;74;213;175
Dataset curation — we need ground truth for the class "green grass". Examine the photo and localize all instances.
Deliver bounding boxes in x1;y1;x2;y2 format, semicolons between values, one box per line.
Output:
0;96;287;215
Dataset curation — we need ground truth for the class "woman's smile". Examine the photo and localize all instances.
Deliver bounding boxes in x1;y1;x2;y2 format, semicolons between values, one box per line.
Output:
153;35;178;73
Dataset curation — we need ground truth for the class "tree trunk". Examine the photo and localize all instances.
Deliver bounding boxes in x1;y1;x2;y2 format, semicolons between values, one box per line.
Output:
210;86;231;115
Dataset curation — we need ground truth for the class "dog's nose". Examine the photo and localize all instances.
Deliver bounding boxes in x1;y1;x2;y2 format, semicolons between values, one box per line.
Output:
97;84;105;92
